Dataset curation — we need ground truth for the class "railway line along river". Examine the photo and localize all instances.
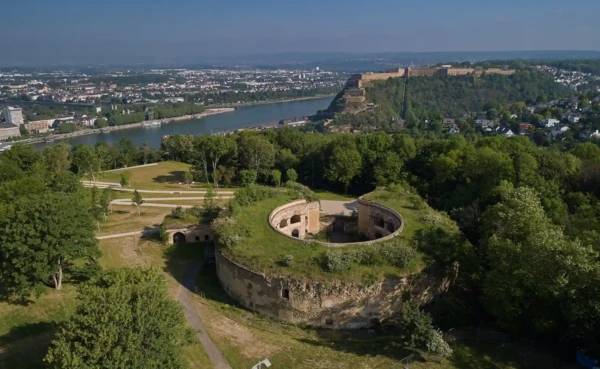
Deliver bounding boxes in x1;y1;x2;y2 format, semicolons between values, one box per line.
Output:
33;96;332;150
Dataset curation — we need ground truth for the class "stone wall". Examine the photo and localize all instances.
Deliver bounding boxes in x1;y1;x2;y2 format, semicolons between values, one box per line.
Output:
357;198;403;240
269;200;320;239
216;250;455;328
167;224;213;244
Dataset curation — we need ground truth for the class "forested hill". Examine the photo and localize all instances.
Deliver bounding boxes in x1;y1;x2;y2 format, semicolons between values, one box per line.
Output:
324;68;574;122
367;69;573;120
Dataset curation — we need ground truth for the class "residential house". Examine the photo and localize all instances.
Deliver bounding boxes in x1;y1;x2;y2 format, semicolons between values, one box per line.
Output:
542;118;560;128
495;126;514;137
550;125;570;140
579;130;600;140
448;125;460;134
568;115;581;124
519;123;533;135
442;118;455;129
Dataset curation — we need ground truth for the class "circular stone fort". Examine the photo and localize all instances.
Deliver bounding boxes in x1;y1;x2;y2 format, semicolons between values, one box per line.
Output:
214;186;458;329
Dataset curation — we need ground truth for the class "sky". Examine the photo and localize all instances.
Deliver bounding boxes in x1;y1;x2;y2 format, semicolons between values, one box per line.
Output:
1;0;599;64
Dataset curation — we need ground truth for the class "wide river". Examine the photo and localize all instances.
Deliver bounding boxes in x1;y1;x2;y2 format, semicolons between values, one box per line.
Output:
34;97;332;149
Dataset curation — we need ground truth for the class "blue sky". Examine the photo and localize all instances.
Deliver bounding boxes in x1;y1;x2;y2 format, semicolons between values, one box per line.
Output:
1;0;599;64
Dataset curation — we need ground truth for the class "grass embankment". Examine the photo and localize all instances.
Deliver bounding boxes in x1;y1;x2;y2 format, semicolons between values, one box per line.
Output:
93;161;239;192
192;265;537;369
222;185;449;282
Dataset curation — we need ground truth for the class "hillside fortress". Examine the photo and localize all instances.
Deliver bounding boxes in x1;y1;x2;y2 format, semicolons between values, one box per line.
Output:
348;66;516;88
327;65;516;115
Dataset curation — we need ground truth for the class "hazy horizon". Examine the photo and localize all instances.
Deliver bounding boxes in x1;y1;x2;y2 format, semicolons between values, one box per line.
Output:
2;0;599;65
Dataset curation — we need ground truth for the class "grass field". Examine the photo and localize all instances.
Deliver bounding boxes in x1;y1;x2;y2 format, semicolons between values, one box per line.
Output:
94;161;239;191
221;186;440;282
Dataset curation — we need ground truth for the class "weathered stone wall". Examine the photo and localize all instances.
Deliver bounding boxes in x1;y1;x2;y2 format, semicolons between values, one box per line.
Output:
269;200;320;239
216;250;455;328
357;198;403;240
167;225;213;244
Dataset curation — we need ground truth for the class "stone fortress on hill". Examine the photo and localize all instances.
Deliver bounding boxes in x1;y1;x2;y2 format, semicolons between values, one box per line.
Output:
331;65;516;115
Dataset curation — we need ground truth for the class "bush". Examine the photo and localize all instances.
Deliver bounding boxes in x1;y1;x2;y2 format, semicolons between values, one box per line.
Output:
379;241;417;268
170;206;185;219
400;303;453;359
323;250;353;272
353;247;380;266
239;170;257;187
282;255;294;267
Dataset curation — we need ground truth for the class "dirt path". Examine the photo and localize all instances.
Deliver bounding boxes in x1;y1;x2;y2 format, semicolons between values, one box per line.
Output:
178;262;232;369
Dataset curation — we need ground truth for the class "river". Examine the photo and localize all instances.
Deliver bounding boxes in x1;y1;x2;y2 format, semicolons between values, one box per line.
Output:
34;97;332;150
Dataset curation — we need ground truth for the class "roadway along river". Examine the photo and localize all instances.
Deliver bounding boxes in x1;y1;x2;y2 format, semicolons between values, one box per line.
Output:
34;97;332;149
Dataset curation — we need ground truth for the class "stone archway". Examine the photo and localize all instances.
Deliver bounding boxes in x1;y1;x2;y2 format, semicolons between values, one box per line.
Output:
173;232;186;244
291;214;301;224
291;229;300;238
279;219;288;228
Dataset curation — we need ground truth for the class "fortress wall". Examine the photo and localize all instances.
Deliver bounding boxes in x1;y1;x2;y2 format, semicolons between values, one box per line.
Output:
357;198;404;240
216;249;454;328
343;96;366;104
167;225;213;244
446;68;476;76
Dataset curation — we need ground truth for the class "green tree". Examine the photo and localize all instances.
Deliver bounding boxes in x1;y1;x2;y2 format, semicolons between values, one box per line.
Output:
271;169;282;187
183;170;193;188
285;168;298;183
43;142;71;175
0;193;98;296
325;138;362;193
239;170;257;187
373;152;403;186
400;303;453;358
131;190;144;215
99;188;114;219
71;145;100;183
120;171;131;188
238;134;276;173
45;268;193;369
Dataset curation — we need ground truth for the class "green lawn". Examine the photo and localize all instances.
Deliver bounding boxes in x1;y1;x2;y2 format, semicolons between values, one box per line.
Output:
95;161;194;190
314;190;357;201
222;185;448;282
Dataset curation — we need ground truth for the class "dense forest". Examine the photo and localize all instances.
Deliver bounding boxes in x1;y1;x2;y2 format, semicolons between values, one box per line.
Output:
366;69;573;121
73;128;600;359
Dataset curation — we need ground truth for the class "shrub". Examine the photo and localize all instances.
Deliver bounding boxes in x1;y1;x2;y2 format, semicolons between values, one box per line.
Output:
282;255;294;267
323;250;353;272
400;303;453;359
159;225;170;245
379;241;417;268
170;206;185;219
239;170;257;187
353;247;380;266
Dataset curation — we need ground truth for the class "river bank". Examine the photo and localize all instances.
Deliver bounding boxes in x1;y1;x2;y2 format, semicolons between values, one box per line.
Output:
14;108;235;145
205;94;336;108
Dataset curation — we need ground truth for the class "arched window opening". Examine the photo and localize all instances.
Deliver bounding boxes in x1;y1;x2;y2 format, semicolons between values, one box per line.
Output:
386;222;395;233
291;215;301;224
375;218;385;228
282;289;290;300
173;232;186;244
279;219;288;228
291;229;300;238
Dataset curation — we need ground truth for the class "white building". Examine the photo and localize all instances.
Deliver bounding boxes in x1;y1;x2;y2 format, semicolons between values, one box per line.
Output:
542;118;560;128
3;106;24;125
0;123;21;141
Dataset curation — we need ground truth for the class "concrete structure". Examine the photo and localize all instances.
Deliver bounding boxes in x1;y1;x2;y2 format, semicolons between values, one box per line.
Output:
213;197;448;329
357;198;403;240
166;224;213;244
0;123;21;141
269;200;320;239
3;106;24;125
23;120;49;133
216;244;455;329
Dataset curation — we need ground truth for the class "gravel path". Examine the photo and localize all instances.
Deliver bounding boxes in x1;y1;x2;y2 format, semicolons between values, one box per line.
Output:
178;262;232;369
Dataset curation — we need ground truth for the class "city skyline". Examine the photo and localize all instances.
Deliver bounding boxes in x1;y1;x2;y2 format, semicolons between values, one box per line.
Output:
1;0;600;65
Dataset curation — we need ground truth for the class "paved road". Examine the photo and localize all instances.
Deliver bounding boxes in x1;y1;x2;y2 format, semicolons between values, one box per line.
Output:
82;181;235;195
179;262;232;369
320;200;358;216
111;196;234;209
96;228;159;240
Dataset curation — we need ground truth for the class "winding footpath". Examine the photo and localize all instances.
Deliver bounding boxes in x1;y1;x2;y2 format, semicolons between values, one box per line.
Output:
178;262;232;369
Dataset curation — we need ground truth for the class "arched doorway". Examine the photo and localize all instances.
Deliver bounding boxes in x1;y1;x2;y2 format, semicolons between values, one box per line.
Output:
386;222;395;232
291;214;301;224
173;232;186;244
291;229;300;238
279;219;288;228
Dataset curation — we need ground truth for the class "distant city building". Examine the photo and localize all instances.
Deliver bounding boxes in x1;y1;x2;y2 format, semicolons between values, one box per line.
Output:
0;123;21;141
23;120;49;133
3;106;24;125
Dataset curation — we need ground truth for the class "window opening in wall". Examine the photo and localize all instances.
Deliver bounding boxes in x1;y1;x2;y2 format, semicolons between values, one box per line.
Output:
387;222;395;232
291;214;301;224
204;235;209;241
279;219;288;228
195;236;200;241
326;319;334;326
291;229;299;238
282;289;290;300
375;218;385;228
